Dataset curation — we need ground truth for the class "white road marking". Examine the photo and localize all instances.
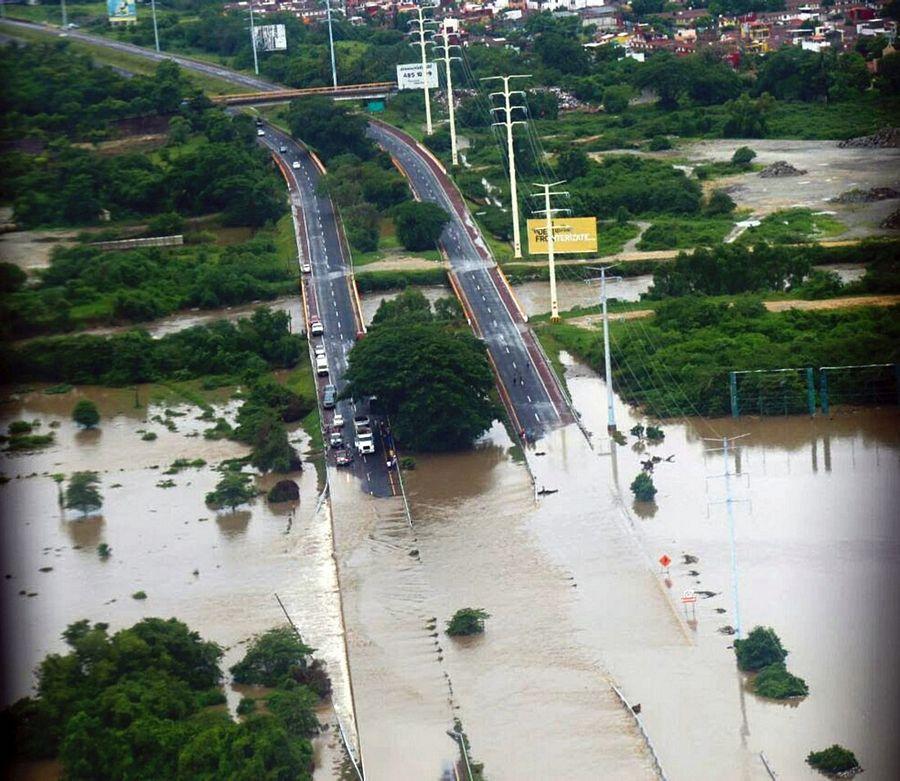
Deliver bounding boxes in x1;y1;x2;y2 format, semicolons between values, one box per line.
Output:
534;412;540;422
526;395;532;402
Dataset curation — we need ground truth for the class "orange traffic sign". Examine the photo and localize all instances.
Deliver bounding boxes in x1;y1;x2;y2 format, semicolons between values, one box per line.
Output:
659;554;671;568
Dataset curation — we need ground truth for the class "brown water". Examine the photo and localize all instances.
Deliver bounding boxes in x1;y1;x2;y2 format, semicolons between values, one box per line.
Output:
560;352;900;780
0;385;355;774
514;277;652;317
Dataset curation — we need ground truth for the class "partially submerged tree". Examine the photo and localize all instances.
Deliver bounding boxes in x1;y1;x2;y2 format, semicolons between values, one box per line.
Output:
806;745;861;775
71;400;100;429
446;608;490;637
733;626;788;671
64;471;102;516
630;472;657;502
205;471;257;511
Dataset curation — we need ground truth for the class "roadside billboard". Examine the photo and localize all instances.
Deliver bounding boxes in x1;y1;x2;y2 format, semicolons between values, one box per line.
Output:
107;0;136;24
526;217;598;254
396;62;439;90
253;24;288;52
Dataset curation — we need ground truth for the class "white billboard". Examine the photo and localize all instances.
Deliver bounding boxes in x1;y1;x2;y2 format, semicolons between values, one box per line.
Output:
396;62;439;90
253;24;287;52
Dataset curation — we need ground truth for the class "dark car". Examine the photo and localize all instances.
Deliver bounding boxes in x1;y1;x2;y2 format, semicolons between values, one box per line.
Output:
323;384;337;409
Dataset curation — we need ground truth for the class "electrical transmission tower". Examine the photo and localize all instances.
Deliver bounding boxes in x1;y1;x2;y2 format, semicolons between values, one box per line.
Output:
482;74;530;259
705;434;750;639
248;0;259;75
408;3;438;135
531;181;569;321
587;265;622;433
432;19;461;166
324;0;339;88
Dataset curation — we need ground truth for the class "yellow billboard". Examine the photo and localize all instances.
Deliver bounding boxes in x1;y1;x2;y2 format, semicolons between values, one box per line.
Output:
527;217;598;254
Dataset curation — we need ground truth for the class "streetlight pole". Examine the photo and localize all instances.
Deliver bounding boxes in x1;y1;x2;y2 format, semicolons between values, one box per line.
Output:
61;0;68;28
483;74;530;259
248;0;259;76
325;0;338;88
150;0;160;53
432;19;461;166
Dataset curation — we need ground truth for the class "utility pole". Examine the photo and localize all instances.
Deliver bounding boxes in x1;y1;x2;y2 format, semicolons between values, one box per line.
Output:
588;265;622;433
408;4;437;135
248;0;259;76
150;0;161;53
483;74;530;258
325;0;338;88
531;181;569;321
61;0;68;29
432;19;461;166
705;434;750;639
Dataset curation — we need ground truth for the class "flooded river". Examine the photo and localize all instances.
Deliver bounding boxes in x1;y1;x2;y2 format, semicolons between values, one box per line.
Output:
0;385;354;779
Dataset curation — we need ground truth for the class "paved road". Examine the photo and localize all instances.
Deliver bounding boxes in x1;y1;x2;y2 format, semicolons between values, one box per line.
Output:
259;126;397;499
368;121;574;440
2;18;575;443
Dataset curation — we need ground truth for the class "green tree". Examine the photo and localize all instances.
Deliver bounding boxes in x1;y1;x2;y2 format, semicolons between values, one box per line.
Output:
167;115;191;146
705;190;736;216
205;471;256;511
602;85;632;114
556;149;589;181
285;96;374;161
249;420;299;474
630;472;657;502
875;51;900;96
230;627;315;687
72;399;100;429
733;626;788;671
723;94;768;138
446;608;490;636
731;146;757;167
0;262;27;293
343;320;497;451
392;200;450;251
753;662;808;698
806;745;860;774
65;471;103;516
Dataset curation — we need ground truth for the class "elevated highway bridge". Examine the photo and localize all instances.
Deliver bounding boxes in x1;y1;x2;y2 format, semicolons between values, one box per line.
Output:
212;82;397;105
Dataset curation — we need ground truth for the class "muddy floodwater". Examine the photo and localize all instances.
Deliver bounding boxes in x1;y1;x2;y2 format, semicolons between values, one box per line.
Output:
558;353;900;780
0;385;354;780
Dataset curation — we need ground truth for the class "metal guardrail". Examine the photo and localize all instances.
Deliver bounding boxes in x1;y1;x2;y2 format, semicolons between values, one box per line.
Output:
610;683;669;781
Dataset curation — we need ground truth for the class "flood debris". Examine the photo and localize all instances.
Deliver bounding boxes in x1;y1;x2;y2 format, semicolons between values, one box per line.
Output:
683;554;699;564
831;186;899;203
758;160;807;177
837;127;900;148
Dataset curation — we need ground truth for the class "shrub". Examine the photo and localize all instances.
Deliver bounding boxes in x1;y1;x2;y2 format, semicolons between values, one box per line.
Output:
132;590;147;600
630;472;657;502
733;626;788;671
647;135;672;151
446;608;490;636
97;543;112;560
267;479;299;503
72;400;100;429
8;420;33;436
645;425;665;442
393;200;450;252
731;146;757;167
806;745;861;774
753;663;808;699
236;697;257;716
705;189;736;216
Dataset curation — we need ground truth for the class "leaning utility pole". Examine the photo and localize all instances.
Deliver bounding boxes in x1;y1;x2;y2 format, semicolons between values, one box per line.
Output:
588;265;622;433
531;181;569;321
150;0;161;53
248;0;259;76
324;0;338;88
408;4;437;135
704;434;750;639
483;74;530;258
432;19;461;166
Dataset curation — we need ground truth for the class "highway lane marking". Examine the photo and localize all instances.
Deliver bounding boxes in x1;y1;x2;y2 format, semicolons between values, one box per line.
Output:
505;347;510;353
527;395;532;402
512;361;517;369
534;412;540;422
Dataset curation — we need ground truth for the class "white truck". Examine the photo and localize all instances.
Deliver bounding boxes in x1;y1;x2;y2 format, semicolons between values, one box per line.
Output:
316;354;329;376
355;425;375;455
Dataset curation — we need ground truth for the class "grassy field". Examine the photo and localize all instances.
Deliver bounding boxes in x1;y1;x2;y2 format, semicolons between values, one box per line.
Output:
637;214;739;250
738;208;846;244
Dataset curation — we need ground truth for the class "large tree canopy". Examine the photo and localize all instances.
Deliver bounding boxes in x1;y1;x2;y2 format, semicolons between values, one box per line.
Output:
343;291;496;450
